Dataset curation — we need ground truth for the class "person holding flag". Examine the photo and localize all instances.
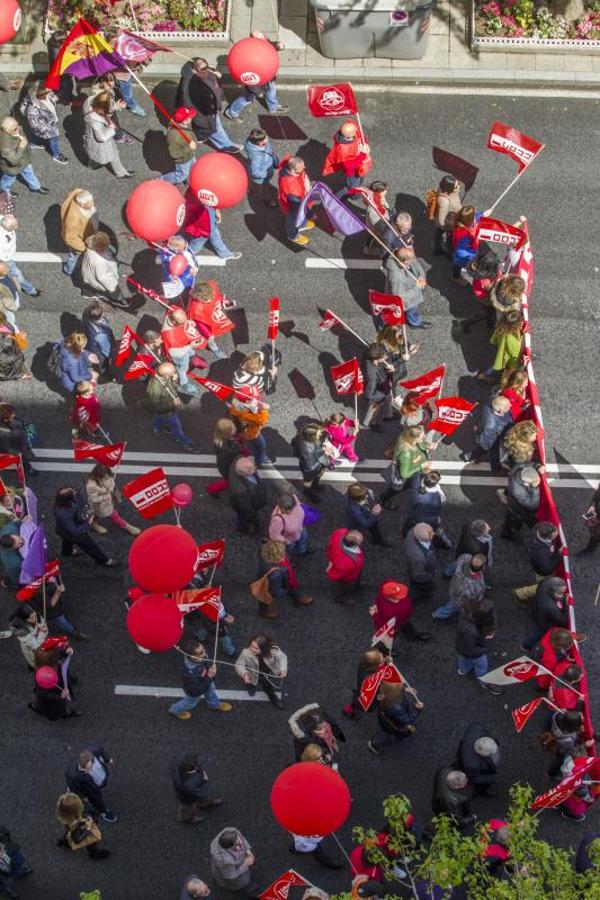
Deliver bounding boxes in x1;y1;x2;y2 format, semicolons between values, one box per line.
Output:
370;580;432;645
228;386;271;468
141;362;196;452
161;307;205;396
342;647;387;720
85;464;141;537
321;120;372;199
186;278;231;361
277;155;315;246
384;247;430;330
361;343;395;433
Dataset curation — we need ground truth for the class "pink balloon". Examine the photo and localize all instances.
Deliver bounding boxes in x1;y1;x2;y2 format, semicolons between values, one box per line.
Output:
169;253;188;276
172;482;193;508
35;666;58;690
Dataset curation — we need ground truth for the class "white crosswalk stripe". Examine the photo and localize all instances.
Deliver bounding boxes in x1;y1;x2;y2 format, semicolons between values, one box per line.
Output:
115;685;273;702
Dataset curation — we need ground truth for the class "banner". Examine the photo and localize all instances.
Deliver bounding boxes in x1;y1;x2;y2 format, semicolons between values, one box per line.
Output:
399;365;446;404
295;182;365;237
268;297;280;341
477;216;526;251
487;121;543;172
306;83;358;117
479;655;544;686
371;617;396;651
72;440;126;467
427;396;477;436
45;17;126;90
330;358;364;396
173;585;222;617
369;290;405;326
512;697;544;733
124;353;154;380
115;324;142;367
530;758;597;811
196;540;226;571
122;467;173;519
113;29;160;62
259;870;309;900
19;524;47;584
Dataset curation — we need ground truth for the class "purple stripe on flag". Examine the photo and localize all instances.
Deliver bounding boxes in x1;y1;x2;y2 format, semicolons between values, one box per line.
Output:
295;181;366;236
19;523;47;584
64;53;125;81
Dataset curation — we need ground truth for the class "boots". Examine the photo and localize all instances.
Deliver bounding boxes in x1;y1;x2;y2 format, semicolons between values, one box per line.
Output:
123;522;141;536
259;603;280;619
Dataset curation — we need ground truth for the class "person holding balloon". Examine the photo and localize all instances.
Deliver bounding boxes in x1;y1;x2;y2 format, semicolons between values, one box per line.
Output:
30;642;82;720
225;31;288;123
168;634;232;720
159;234;199;299
182;187;242;262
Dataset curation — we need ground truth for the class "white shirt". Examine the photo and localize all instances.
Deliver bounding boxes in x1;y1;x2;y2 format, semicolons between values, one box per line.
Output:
0;225;16;262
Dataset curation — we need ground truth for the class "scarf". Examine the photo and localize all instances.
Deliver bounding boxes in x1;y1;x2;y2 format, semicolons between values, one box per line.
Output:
317;720;338;756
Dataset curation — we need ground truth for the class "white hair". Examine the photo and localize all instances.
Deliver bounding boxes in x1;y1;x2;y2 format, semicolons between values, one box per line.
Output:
75;190;94;206
0;215;17;230
474;737;498;758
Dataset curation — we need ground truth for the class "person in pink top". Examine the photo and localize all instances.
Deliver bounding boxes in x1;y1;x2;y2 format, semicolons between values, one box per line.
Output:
268;490;313;559
324;412;360;463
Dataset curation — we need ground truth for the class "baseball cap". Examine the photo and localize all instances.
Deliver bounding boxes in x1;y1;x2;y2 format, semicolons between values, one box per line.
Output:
173;107;196;122
380;581;408;600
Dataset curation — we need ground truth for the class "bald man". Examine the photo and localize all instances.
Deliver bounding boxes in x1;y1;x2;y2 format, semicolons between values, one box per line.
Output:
143;362;195;452
322;119;372;199
228;455;267;534
0;214;39;296
0;117;48;197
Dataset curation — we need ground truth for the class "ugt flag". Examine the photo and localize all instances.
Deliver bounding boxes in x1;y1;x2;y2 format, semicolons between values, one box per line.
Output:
479;655;545;686
45;18;126;90
73;441;126;468
487;121;543;172
16;560;60;602
173;586;223;617
330;358;363;396
369;290;405;326
399;365;446;405
116;325;142;367
530;758;597;811
113;29;160;63
307;83;358;117
196;540;226;570
319;309;341;331
358;663;403;712
124;354;154;381
427;396;477;436
371;617;396;652
477;216;526;251
268;297;280;341
259;870;309;900
295;182;365;237
122;468;173;519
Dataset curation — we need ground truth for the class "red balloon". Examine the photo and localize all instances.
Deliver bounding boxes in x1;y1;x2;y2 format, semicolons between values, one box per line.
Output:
0;0;22;45
171;482;193;508
35;666;58;690
189;153;248;209
128;524;198;593
169;253;188;276
227;36;279;87
270;763;351;836
126;180;186;243
126;593;183;652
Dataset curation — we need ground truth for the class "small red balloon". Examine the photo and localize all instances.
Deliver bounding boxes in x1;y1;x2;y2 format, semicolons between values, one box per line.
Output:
169;253;188;276
172;483;193;508
0;0;22;45
35;666;58;690
189;153;248;209
128;524;198;593
270;763;351;836
126;180;186;243
126;593;183;652
227;36;279;87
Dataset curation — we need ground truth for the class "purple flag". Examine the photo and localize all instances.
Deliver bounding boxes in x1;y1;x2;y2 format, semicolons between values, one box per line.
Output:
295;181;366;236
24;486;38;524
19;523;47;584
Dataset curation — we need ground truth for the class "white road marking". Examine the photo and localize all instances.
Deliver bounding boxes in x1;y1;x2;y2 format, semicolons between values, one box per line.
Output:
115;685;273;702
305;258;382;270
14;251;227;266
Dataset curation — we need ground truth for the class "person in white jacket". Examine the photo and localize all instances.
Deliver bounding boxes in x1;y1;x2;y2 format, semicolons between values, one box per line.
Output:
0;215;39;296
81;232;128;307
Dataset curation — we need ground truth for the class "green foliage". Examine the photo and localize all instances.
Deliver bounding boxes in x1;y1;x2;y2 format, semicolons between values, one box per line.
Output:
80;892;101;900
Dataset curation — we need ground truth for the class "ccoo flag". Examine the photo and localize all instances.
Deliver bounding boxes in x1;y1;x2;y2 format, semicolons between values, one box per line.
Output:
487;121;543;172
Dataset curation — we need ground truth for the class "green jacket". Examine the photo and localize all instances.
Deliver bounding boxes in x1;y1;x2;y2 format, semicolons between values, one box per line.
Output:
394;443;430;481
490;330;522;372
143;374;178;415
166;124;196;164
0;131;31;175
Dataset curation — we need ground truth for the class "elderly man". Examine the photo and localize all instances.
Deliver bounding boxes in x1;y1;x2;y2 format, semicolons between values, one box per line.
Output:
384;246;431;330
210;828;260;896
176;57;241;152
0;215;40;296
431;767;474;831
455;723;500;797
228;456;267;535
180;876;211;900
433;552;487;620
523;575;569;652
142;361;195;452
0;117;48;198
161;307;205;396
500;463;542;541
322;119;371;198
60;188;99;276
405;523;437;603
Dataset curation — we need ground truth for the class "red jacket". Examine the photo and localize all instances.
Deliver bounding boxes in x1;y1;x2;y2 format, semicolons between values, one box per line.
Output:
187;281;234;338
278;155;311;214
535;627;574;690
549;678;583;711
183;188;211;238
372;583;412;630
326;528;364;583
161;315;200;353
322;121;372;178
482;819;510;865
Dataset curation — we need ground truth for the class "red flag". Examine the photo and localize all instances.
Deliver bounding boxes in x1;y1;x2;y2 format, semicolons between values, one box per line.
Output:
0;475;6;498
173;585;222;618
124;353;154;381
191;375;235;403
399;365;446;405
259;870;309;900
427;396;477;436
530;758;597;811
477;216;526;251
371;617;396;651
330;358;364;396
196;540;226;571
0;453;24;484
487;121;543;172
479;655;544;687
369;290;405;326
15;559;60;602
268;297;280;341
122;467;173;519
116;325;143;367
358;663;403;711
72;441;126;467
319;309;341;331
512;697;544;733
307;83;358;117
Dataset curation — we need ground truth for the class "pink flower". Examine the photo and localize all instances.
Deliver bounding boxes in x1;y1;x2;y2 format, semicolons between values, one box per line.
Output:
512;25;526;35
482;1;502;16
500;14;516;26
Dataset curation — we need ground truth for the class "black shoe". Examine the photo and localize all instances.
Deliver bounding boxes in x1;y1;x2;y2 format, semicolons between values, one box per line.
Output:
271;697;285;710
409;320;433;330
34;187;50;195
52;154;69;164
367;740;383;756
406;631;432;642
370;423;384;433
26;289;41;297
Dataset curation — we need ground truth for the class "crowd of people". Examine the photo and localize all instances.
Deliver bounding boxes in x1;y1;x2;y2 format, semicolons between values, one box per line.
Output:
0;36;597;900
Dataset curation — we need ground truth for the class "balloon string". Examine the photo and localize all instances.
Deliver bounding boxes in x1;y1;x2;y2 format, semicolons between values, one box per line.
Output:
331;832;358;875
173;645;284;687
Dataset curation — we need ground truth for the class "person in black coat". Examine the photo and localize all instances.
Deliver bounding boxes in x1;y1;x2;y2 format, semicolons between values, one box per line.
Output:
431;767;474;830
455;600;502;695
176;59;239;150
0;402;35;475
169;751;223;824
29;645;82;720
168;636;232;720
65;745;115;821
255;539;312;620
288;703;345;766
403;472;452;550
501;464;541;540
522;576;569;651
227;456;267;534
367;681;423;757
446;519;493;579
342;648;386;719
53;486;115;566
344;483;391;546
513;521;561;607
361;343;394;433
454;722;500;796
464;395;512;465
292;423;333;501
404;523;437;602
0;825;32;888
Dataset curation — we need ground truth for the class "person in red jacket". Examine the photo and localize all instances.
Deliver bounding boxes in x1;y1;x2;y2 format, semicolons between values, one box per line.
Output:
70;380;101;437
481;820;511;876
181;187;241;261
370;580;432;646
531;627;583;690
326;528;364;604
322;120;372;199
186;278;234;361
161;307;206;396
549;664;585;712
278;155;314;246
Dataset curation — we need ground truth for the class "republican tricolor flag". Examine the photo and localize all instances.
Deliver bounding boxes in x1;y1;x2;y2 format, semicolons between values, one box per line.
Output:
369;290;405;326
427;396;477;436
45;18;126;91
487;121;543;172
268;297;280;341
330;358;364;396
399;365;445;405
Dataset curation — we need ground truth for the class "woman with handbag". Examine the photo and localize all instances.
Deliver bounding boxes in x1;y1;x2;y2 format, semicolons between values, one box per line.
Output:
0;404;35;474
235;634;287;709
292;422;334;502
251;539;312;620
85;463;140;536
379;425;437;509
56;793;109;860
0;311;30;381
53;486;117;566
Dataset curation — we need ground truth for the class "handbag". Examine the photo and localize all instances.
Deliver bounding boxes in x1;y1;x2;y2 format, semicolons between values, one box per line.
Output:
384;460;404;490
67;817;102;850
11;331;28;351
249;567;278;606
300;503;321;526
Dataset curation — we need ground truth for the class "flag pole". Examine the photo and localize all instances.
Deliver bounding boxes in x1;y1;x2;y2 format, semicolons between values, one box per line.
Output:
41;578;47;622
127;1;140;31
487;147;544;215
18;454;27;492
332;314;368;346
124;64;193;145
126;277;174;312
353;389;359;428
212;616;220;665
207;562;217;587
364;226;420;285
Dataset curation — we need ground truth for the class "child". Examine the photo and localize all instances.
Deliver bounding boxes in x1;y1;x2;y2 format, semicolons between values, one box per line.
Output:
243;128;280;207
363;180;389;256
324;412;359;463
186;279;234;361
71;380;101;437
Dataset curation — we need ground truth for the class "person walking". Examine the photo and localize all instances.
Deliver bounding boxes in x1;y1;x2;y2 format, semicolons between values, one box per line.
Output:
85;463;141;537
53;486;117;566
344;483;391;547
20;84;68;163
113;64;146;116
58;332;98;393
60;188;99;277
253;539;312;619
0;117;48;198
321;119;372;199
182;187;242;262
361;343;394;433
432;552;487;621
463;395;512;465
30;643;82;720
292;422;335;501
577;484;600;556
207;418;240;498
500;464;541;541
228;456;267;535
268;490;311;559
0;825;32;895
522;576;569;652
55;793;109;860
512;521;561;607
384;248;431;330
210;829;260;896
243;128;280;207
83;93;133;179
161;307;205;395
65;745;117;823
176;58;241;151
403;471;451;546
367;681;423;757
432;175;462;256
289;704;346;766
161;107;197;184
0;215;41;296
278;155;314;246
170;751;223;824
225;30;288;122
324;411;359;462
1;604;48;667
404;523;437;603
451;206;481;286
326;528;365;605
342;648;386;720
186;278;231;361
142;362;196;452
0;520;26;588
168;636;232;720
81;233;128;308
180;876;211;900
446;519;494;579
454;723;500;797
455;599;502;695
228;387;271;467
370;580;432;645
235;634;287;709
431;768;474;831
81;300;115;373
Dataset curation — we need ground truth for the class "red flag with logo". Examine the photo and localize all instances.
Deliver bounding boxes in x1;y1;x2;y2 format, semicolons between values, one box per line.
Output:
479;655;545;686
115;324;143;367
191;375;236;403
15;559;60;602
477;216;526;251
330;358;364;396
427;396;477;436
358;663;403;711
268;296;280;341
124;353;154;381
72;440;127;467
512;697;544;733
487;121;543;172
369;290;405;326
173;585;222;617
371;617;396;651
530;758;597;811
122;467;173;519
196;539;226;570
259;870;309;900
319;309;341;331
307;83;358;118
399;365;446;405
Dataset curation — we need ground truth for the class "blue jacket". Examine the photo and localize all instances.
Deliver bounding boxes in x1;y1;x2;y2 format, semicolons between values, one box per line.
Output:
452;213;481;267
54;497;90;539
181;656;213;698
82;314;114;361
344;494;377;529
59;345;92;392
243;138;279;184
405;480;442;527
476;401;512;451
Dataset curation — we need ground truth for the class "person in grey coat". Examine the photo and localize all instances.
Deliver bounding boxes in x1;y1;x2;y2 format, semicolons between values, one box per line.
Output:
210;828;260;895
433;552;487;620
384;246;431;330
83;94;132;179
405;523;437;602
500;463;541;540
464;395;512;465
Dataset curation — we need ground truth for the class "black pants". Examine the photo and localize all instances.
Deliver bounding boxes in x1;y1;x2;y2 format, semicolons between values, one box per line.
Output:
452;264;463;279
60;533;109;565
368;521;387;545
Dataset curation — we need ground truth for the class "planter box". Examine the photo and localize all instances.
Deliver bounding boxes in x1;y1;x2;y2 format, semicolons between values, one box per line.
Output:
131;0;231;43
469;1;600;49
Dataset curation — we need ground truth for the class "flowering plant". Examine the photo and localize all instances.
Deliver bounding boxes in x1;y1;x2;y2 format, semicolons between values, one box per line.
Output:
46;0;227;33
477;0;600;38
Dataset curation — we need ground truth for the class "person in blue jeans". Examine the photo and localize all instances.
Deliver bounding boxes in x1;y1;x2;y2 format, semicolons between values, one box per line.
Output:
243;128;280;207
0;214;39;294
0;117;49;197
187;206;241;261
161;108;197;185
455;600;503;696
225;31;288;123
143;362;196;451
169;637;232;720
114;68;147;117
193;602;236;659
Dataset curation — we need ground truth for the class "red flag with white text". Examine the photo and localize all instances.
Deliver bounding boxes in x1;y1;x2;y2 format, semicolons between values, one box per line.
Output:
330;358;364;396
191;375;235;403
479;655;545;686
173;585;222;618
122;467;173;519
72;440;126;467
319;309;341;331
427;396;477;436
259;870;309;900
15;559;60;602
307;83;358;118
369;290;405;326
477;216;526;251
487;121;543;172
268;296;280;341
124;353;154;380
530;758;597;811
399;365;445;405
358;663;403;711
512;697;544;733
115;324;143;367
0;453;24;484
196;540;226;570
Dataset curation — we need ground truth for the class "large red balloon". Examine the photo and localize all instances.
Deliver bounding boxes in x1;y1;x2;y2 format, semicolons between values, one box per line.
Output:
128;524;198;593
126;180;186;242
189;153;248;209
227;36;279;88
0;0;21;45
270;763;351;836
126;593;183;652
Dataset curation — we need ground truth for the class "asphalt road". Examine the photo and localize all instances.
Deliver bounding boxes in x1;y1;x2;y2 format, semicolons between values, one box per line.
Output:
0;85;599;900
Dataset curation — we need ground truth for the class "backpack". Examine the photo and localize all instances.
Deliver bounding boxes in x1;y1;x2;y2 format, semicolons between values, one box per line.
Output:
47;343;62;377
426;189;439;221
